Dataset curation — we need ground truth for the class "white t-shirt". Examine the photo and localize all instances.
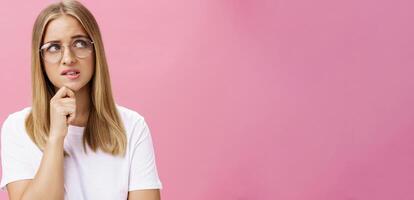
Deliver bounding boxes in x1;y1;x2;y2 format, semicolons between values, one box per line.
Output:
0;105;163;199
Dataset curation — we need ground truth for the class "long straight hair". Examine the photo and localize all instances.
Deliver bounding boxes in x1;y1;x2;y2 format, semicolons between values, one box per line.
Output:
25;0;126;157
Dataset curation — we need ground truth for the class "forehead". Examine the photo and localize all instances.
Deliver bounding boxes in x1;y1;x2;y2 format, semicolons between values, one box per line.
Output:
43;15;88;43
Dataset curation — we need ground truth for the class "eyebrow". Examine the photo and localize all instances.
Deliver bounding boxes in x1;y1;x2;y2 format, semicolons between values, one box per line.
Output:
43;34;90;44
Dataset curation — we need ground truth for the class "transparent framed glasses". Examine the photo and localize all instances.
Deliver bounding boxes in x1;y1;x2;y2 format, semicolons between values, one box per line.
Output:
40;37;94;64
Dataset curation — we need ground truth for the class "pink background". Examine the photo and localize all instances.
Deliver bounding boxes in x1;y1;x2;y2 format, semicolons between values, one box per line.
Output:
1;0;413;199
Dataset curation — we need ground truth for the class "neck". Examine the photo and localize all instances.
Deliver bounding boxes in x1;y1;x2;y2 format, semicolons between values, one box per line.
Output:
75;85;91;119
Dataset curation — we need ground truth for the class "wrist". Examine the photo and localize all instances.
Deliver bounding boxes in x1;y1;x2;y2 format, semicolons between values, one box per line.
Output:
47;134;65;143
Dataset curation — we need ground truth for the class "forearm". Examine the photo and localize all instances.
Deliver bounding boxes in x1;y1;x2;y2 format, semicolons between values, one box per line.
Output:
20;135;65;200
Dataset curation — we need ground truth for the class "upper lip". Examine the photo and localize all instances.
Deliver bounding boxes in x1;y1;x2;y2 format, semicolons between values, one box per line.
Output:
61;69;80;75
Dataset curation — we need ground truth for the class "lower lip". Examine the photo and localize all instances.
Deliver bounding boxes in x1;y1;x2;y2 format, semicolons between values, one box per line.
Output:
63;73;80;80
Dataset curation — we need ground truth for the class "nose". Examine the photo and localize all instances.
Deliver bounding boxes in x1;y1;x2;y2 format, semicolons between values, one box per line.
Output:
61;46;77;65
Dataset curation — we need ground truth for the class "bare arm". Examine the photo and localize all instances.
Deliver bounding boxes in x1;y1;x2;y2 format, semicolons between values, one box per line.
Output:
7;136;65;200
7;87;76;200
128;189;161;200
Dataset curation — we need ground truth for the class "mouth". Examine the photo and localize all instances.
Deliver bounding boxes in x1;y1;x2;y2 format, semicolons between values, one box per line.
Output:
61;70;81;80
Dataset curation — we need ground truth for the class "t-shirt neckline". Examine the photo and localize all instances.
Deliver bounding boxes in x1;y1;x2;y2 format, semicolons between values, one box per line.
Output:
68;124;85;136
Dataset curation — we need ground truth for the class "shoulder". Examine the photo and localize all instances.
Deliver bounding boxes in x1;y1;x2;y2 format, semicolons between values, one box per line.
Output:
115;104;148;132
115;104;146;126
2;106;32;135
115;104;151;144
4;106;31;123
1;106;38;151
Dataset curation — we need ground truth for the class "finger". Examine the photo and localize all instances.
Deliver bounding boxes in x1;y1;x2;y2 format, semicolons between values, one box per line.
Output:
60;98;76;105
51;86;67;100
53;86;75;99
64;87;75;98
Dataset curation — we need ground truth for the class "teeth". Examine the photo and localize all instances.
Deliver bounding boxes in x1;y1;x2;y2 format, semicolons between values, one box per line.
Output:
66;71;77;75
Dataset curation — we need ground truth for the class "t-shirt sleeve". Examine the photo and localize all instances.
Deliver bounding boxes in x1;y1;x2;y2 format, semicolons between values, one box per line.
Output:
0;115;36;191
128;118;163;191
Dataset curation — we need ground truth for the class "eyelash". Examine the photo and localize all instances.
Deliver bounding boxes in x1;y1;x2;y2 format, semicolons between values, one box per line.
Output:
47;44;61;51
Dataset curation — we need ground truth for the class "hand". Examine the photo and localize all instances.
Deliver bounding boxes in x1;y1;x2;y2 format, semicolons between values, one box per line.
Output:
49;86;76;139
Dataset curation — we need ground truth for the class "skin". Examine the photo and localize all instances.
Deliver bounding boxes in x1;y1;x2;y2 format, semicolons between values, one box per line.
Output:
7;15;160;200
42;14;94;127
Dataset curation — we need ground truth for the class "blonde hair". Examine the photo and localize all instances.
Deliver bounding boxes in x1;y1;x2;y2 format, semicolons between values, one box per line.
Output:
25;0;126;157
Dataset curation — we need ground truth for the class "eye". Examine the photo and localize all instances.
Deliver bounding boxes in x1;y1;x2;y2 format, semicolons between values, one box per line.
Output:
47;44;61;53
73;39;88;48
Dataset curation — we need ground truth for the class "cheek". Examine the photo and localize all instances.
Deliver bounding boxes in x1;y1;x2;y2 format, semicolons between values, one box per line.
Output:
79;57;94;77
43;63;59;81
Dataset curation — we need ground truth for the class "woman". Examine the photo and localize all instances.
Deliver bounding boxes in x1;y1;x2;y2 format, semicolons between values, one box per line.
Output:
0;0;163;199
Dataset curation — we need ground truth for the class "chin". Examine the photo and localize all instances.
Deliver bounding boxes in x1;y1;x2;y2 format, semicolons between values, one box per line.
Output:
61;82;88;92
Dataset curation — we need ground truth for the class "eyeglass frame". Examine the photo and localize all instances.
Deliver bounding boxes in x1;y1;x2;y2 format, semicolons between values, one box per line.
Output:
39;37;95;64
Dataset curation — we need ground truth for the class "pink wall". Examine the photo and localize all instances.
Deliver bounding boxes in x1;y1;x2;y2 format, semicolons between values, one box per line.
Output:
1;0;413;199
